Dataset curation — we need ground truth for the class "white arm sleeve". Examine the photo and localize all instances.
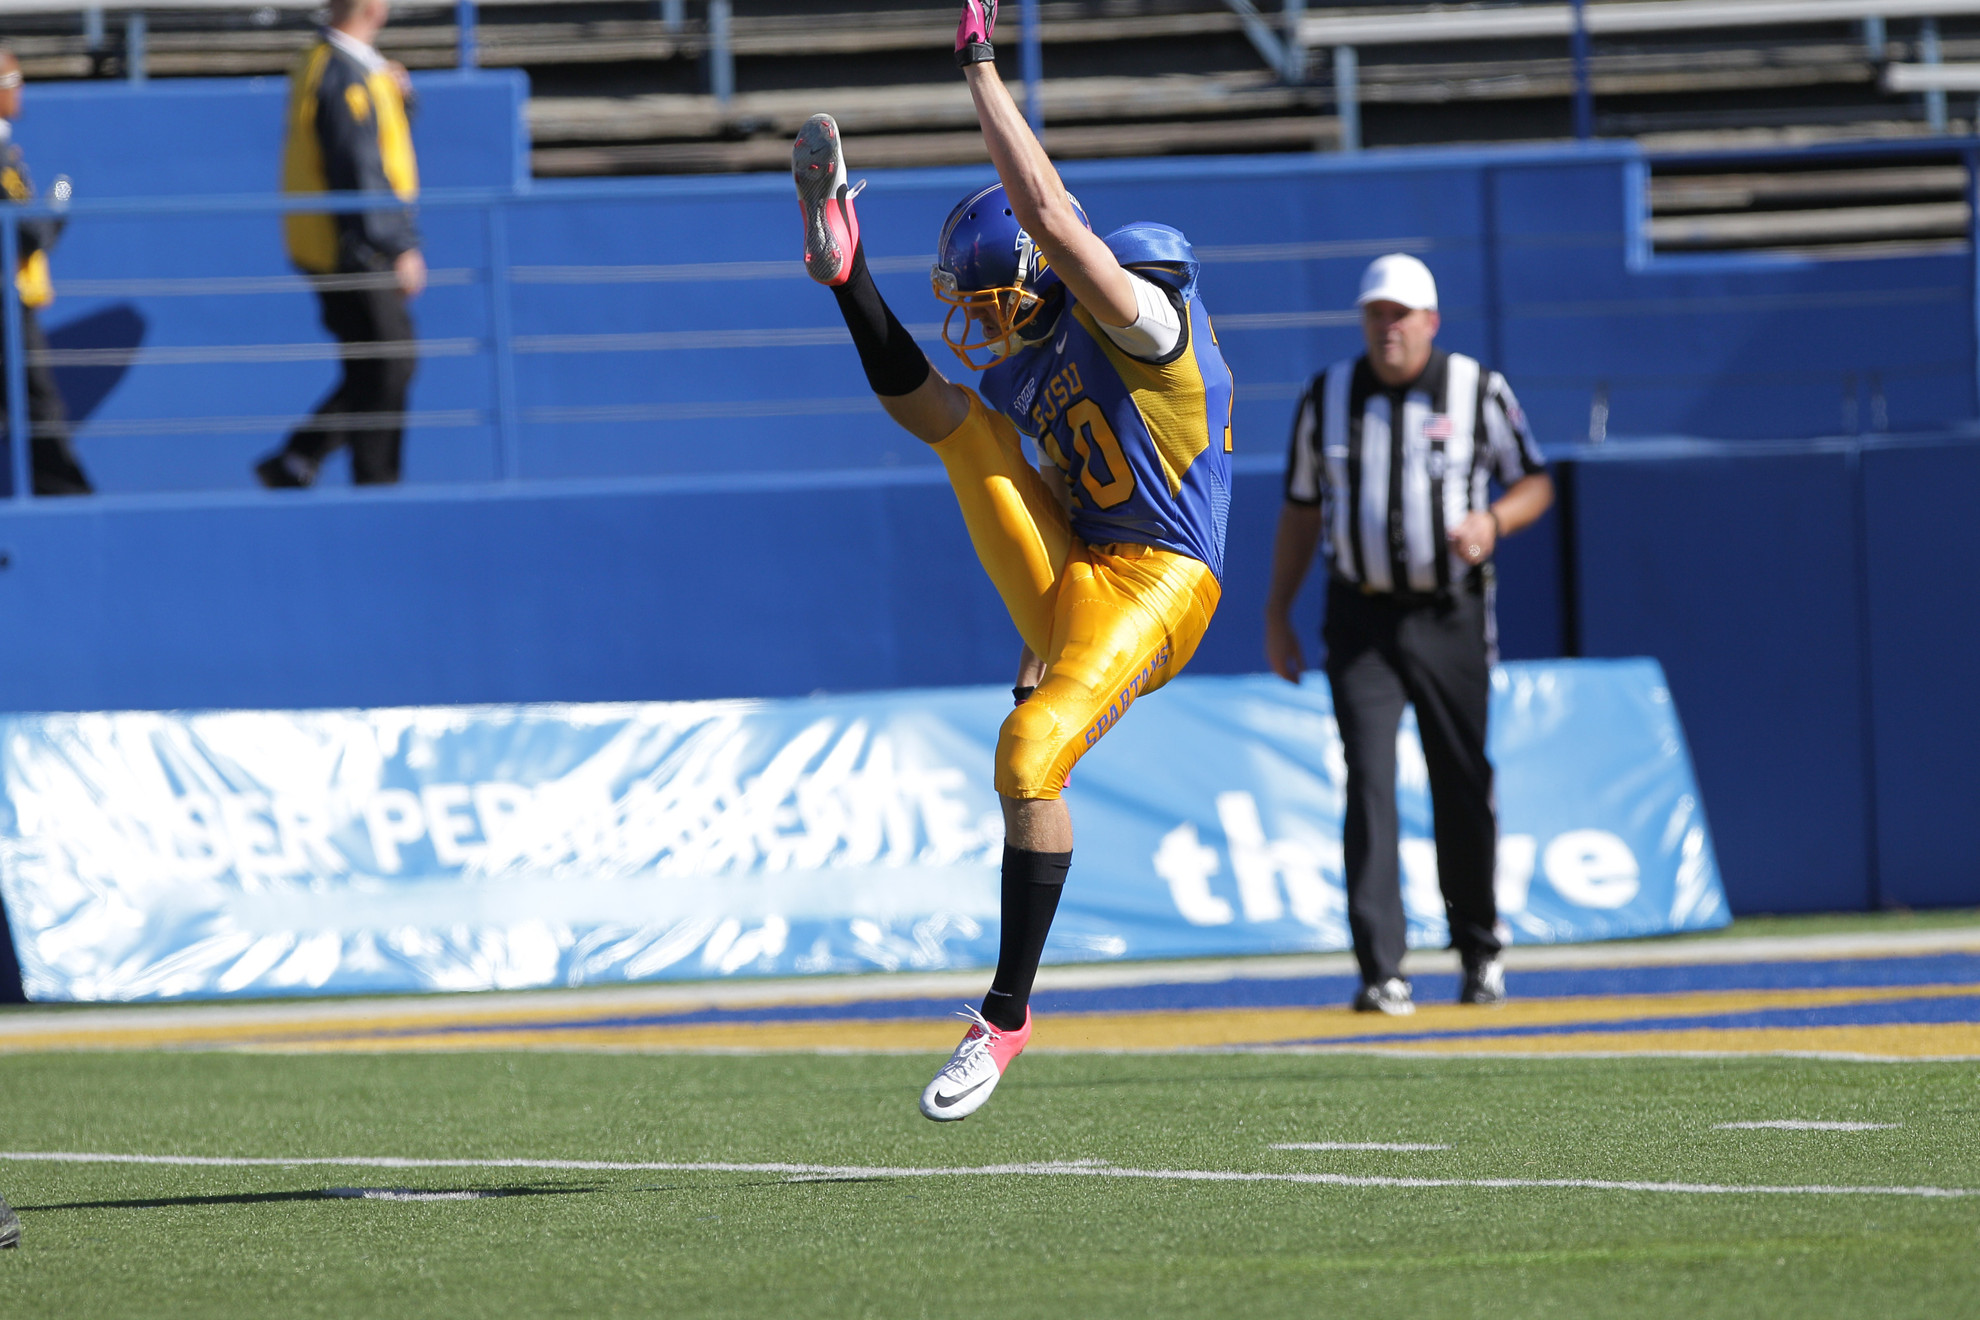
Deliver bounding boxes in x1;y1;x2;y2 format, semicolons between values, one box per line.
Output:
1095;272;1185;362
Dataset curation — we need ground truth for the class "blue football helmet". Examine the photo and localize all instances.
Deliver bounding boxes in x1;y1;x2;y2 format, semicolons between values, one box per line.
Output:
931;182;1090;370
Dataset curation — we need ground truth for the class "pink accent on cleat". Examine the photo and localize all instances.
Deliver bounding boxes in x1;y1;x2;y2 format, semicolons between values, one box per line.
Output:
919;1005;1031;1121
793;113;862;287
983;1009;1031;1071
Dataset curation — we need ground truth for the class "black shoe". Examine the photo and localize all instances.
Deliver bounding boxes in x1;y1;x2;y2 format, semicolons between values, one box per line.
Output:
1351;977;1415;1016
1460;958;1507;1005
254;452;316;488
0;1193;20;1249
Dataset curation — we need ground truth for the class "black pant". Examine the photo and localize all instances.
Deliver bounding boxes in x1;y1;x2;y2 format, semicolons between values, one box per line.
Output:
1;308;92;496
280;284;416;484
1324;576;1500;986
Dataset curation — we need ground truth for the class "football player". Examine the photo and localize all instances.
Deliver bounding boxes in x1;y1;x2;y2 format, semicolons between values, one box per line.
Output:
793;0;1234;1120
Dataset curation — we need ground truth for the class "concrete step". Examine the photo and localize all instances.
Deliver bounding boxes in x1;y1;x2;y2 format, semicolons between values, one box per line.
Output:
533;113;1340;175
528;71;1325;143
1650;164;1966;213
1649;198;1969;248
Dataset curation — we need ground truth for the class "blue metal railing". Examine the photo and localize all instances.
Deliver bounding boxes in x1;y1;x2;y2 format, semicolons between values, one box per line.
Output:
1;186;530;499
5;138;1978;501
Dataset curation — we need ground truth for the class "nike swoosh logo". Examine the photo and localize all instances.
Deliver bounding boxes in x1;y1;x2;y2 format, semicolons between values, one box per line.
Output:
932;1077;993;1109
1055;333;1068;352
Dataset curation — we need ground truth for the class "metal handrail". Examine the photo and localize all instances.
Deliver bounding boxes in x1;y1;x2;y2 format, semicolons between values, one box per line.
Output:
1;187;519;499
0;0;687;87
1886;59;1980;87
4;139;1974;498
0;0;590;11
1299;0;1980;46
1292;0;1980;147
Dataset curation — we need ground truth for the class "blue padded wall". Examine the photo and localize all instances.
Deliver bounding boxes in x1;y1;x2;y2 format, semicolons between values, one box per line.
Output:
1490;159;1974;443
1570;444;1875;913
0;472;1010;709
23;73;528;197
1861;441;1980;908
0;465;1307;708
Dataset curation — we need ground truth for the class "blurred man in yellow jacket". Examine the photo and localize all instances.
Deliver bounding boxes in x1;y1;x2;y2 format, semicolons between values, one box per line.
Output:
0;48;90;496
257;0;423;488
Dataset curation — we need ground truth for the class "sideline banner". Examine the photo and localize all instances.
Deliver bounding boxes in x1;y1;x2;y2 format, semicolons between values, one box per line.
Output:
0;660;1726;1001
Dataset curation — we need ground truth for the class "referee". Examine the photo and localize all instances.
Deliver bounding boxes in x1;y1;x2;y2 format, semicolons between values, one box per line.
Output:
1264;254;1553;1014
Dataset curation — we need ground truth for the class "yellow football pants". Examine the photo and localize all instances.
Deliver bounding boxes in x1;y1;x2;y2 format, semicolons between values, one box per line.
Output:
930;390;1221;800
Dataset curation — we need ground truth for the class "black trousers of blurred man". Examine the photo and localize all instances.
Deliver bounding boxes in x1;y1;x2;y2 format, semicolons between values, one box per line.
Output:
2;307;91;495
264;280;414;487
1325;574;1500;988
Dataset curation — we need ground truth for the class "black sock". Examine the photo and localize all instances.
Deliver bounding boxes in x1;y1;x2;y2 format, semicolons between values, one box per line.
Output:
981;844;1072;1031
830;244;933;398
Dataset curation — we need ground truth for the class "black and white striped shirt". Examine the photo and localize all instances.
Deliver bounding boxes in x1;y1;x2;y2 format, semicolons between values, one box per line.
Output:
1286;349;1547;594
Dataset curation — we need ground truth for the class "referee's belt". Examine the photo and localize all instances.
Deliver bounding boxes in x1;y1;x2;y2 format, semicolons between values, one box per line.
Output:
1332;566;1488;603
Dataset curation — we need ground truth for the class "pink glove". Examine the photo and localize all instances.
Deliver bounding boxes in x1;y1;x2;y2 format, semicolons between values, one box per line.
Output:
955;0;997;66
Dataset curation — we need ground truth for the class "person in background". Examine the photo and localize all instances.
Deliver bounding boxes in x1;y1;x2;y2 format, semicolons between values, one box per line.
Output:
1264;254;1553;1015
257;0;423;489
0;47;91;496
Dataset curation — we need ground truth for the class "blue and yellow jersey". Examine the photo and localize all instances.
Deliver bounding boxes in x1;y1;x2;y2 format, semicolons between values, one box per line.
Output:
980;284;1235;581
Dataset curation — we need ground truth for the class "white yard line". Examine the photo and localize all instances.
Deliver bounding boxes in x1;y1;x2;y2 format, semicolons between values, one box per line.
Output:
1271;1142;1452;1151
324;1188;510;1201
1;1151;1969;1200
1716;1120;1901;1131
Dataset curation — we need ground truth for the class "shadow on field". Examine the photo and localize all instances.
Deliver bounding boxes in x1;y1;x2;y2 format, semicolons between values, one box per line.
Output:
19;1185;598;1212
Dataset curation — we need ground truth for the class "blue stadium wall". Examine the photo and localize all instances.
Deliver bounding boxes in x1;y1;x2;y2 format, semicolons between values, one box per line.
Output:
0;77;1974;917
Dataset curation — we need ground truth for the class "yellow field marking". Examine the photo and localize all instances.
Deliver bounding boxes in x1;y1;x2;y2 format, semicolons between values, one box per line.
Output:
1348;1023;1980;1060
1;981;1973;1055
1032;984;1979;1052
235;1019;970;1054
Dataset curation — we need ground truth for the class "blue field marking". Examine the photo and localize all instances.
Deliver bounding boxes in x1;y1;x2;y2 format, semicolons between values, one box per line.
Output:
1035;974;1362;1018
1484;954;1980;998
1285;993;1980;1048
1025;955;1980;1018
346;953;1980;1042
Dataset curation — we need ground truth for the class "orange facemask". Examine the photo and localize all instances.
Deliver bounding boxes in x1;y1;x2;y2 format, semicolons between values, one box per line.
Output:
933;263;1059;370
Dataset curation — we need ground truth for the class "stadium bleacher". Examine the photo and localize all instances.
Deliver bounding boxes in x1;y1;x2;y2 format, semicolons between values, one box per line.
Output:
3;1;1979;175
7;1;1980;256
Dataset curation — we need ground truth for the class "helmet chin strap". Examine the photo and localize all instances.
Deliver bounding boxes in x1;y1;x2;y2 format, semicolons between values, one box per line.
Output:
978;289;1064;364
1014;288;1066;345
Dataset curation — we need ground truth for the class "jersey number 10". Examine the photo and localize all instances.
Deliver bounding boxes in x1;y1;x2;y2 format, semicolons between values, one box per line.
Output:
1065;399;1136;511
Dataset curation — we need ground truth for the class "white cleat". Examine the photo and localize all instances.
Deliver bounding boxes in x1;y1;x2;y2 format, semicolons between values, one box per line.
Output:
919;1004;1032;1122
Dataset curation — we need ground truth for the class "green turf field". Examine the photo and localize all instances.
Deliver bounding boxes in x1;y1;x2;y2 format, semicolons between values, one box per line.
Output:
1;1050;1975;1318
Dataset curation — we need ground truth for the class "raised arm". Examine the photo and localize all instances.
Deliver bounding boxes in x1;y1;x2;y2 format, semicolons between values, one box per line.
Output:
955;3;1139;328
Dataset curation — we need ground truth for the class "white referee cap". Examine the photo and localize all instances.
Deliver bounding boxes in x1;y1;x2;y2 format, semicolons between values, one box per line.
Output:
1357;253;1438;311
